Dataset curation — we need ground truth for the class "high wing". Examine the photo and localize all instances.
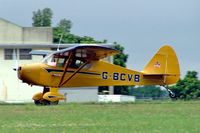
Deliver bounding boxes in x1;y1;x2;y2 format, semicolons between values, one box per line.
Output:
53;44;120;60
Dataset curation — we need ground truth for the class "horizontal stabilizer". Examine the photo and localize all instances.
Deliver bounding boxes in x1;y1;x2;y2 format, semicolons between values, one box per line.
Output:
143;74;177;76
143;74;178;80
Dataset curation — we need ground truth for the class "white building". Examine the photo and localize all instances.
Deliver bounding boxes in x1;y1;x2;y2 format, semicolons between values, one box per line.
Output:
0;18;106;103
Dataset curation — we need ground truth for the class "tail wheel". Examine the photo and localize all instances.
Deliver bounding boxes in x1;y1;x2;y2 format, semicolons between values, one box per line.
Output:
169;92;176;98
162;85;177;100
167;89;177;99
169;92;177;100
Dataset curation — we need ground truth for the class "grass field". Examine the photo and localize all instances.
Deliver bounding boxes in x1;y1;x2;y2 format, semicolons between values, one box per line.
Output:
0;101;200;133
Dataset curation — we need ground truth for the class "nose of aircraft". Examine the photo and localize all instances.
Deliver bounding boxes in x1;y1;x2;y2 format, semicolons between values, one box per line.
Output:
17;66;22;80
17;64;41;85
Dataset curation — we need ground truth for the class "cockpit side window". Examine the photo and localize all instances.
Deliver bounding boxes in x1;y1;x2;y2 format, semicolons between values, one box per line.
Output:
44;50;87;69
45;53;68;67
69;58;85;68
56;57;67;67
75;49;87;58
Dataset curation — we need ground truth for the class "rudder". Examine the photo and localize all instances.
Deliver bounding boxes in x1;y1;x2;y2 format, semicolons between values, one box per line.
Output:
143;45;180;85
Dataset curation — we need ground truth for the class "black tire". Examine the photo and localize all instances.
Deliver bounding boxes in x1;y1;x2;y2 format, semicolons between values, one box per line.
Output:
34;99;59;106
169;93;177;100
34;99;50;105
34;100;41;105
169;92;175;98
42;99;51;105
50;101;59;105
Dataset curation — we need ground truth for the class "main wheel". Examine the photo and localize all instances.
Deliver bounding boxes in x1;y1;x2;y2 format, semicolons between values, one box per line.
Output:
34;100;41;105
34;99;59;105
50;101;59;105
34;99;50;105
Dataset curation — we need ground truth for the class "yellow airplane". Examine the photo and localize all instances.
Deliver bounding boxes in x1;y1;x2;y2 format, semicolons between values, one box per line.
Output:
17;44;180;105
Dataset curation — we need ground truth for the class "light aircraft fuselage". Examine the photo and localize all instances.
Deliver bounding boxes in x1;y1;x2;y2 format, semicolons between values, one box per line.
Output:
16;44;180;105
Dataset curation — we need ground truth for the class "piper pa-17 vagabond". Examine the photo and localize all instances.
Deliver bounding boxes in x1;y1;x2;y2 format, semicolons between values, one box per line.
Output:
16;44;180;105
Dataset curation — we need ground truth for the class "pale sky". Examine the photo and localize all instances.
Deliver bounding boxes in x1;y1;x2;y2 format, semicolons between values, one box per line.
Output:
0;0;200;77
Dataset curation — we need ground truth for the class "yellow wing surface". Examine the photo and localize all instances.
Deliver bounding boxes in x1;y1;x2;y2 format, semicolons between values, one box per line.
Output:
18;44;180;87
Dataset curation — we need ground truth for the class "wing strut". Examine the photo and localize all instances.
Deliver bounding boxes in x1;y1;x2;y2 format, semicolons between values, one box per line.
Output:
58;52;73;87
59;60;89;87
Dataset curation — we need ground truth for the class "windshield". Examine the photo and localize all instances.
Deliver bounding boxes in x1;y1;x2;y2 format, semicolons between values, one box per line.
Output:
42;52;69;67
42;50;87;68
42;53;53;64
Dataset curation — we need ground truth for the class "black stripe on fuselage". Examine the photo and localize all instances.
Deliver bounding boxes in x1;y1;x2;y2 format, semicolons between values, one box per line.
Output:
45;68;101;76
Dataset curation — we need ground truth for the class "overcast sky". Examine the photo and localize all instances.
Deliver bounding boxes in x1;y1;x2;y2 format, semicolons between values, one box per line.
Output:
0;0;200;77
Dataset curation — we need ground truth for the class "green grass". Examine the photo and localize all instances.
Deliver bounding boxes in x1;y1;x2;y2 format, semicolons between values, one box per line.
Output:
0;101;200;133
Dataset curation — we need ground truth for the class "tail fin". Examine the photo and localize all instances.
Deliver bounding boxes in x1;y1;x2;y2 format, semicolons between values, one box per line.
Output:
143;45;180;85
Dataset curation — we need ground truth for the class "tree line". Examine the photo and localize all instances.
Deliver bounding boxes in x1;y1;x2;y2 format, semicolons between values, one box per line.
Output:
170;71;200;100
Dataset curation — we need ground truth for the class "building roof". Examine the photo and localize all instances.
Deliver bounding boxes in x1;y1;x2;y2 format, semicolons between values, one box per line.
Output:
0;44;68;48
0;43;112;48
0;18;21;27
0;18;53;44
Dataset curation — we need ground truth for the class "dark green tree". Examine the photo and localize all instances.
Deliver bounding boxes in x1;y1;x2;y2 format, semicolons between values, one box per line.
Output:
170;71;200;100
79;36;102;44
53;30;103;44
32;9;42;27
53;18;106;44
32;8;53;27
53;18;104;44
42;8;53;26
113;42;128;67
53;19;73;44
57;18;72;33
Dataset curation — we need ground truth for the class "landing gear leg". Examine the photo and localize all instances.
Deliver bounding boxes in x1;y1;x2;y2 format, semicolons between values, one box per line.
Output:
163;85;177;100
33;87;61;106
34;87;51;105
43;87;50;94
41;87;57;105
